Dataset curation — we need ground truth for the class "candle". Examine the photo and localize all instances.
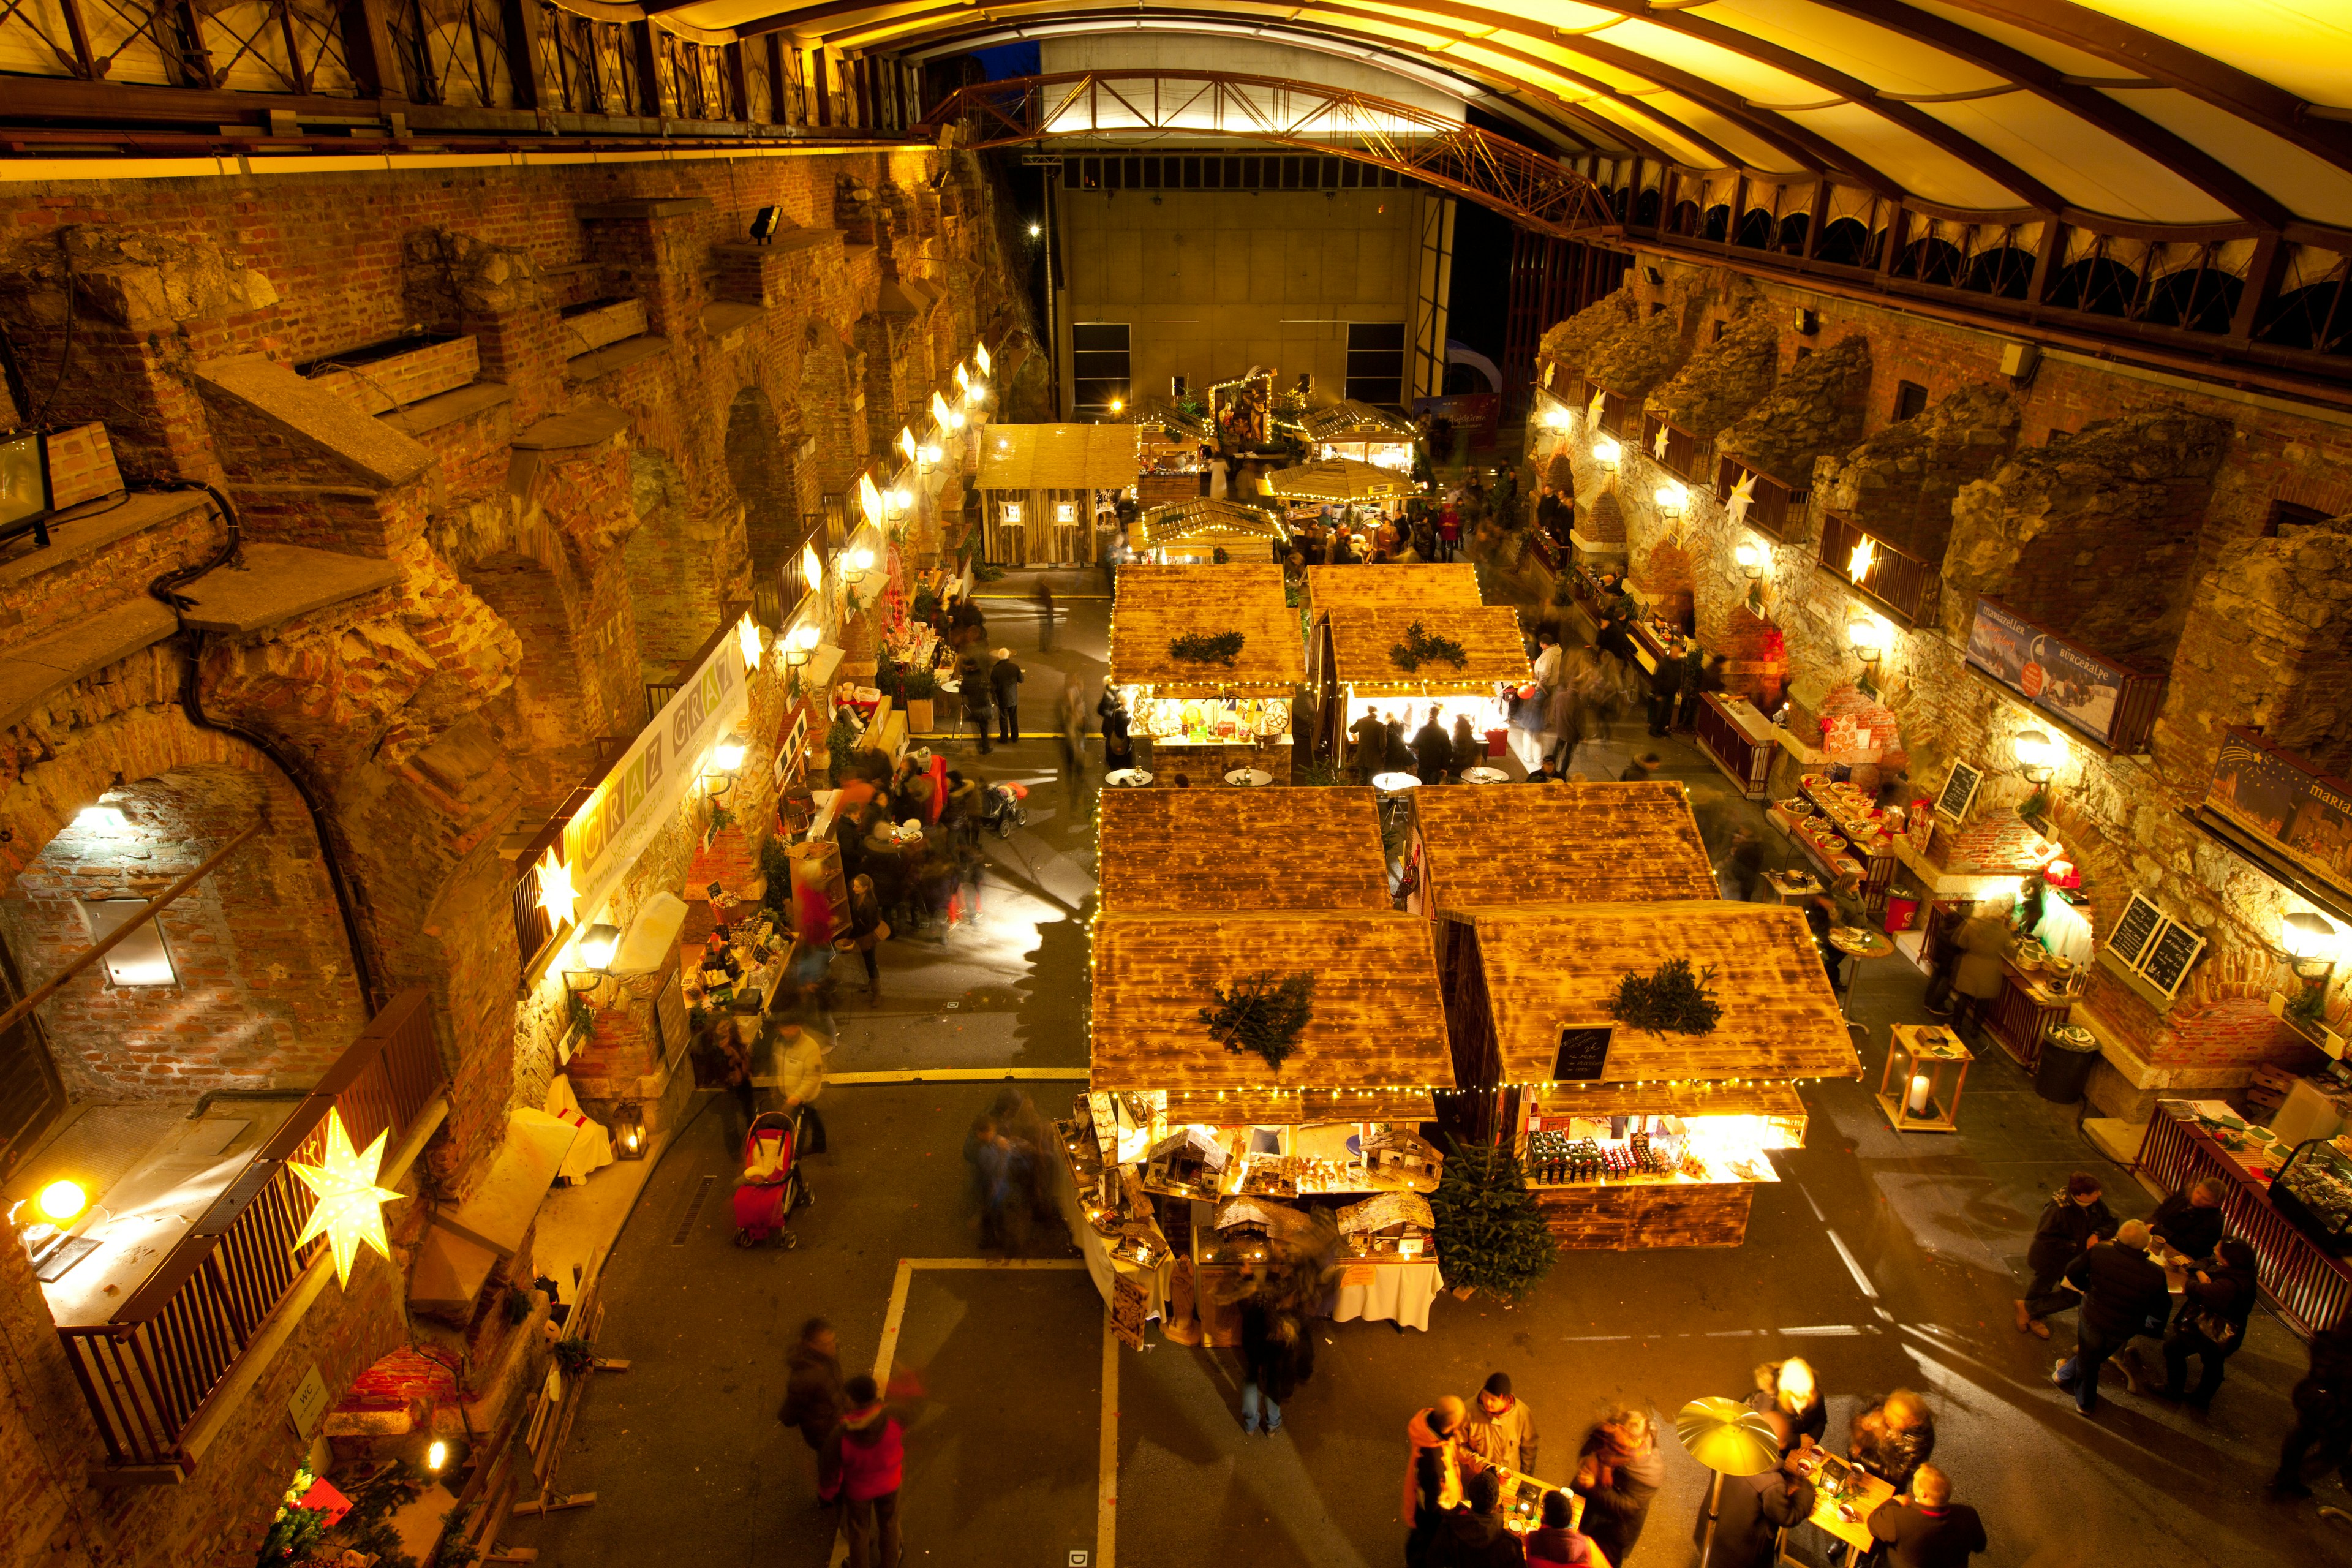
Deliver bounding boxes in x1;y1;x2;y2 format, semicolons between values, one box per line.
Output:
1907;1072;1932;1115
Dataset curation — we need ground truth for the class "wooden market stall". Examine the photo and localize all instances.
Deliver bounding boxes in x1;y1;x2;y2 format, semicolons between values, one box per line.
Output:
1133;498;1290;565
1317;603;1530;774
977;423;1139;566
1099;786;1391;914
1268;456;1410;519
1434;901;1861;1249
1302;562;1485;695
1078;908;1456;1336
1301;400;1419;470
1109;564;1304;783
1404;781;1718;916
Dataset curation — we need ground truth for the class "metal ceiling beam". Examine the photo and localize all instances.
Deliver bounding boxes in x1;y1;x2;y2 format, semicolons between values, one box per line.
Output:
914;70;1622;239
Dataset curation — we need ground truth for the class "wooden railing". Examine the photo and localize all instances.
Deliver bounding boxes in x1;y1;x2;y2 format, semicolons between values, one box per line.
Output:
1640;412;1712;484
58;990;446;1478
1818;511;1940;628
1714;456;1809;543
2137;1107;2350;1340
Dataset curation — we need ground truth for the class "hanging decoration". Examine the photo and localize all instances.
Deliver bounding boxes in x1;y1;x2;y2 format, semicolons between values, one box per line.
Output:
1169;630;1246;666
535;850;577;930
1652;424;1671;460
1846;534;1877;587
1725;471;1755;527
1199;970;1317;1071
1586;389;1605;426
288;1109;404;1289
1390;620;1468;673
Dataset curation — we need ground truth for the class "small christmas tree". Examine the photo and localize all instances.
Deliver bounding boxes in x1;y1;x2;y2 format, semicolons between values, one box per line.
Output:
1428;1140;1555;1303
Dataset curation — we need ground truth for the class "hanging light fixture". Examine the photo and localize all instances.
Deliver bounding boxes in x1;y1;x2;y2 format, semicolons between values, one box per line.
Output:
2011;728;2056;783
2282;910;2342;985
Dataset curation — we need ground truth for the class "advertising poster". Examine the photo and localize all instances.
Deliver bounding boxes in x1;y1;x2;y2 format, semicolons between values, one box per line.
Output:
1963;597;2130;747
2204;728;2352;900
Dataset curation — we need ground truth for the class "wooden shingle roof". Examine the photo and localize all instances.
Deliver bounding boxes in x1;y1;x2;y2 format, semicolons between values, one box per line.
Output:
1090;913;1452;1095
1445;902;1861;1087
1323;604;1530;695
1302;401;1417;442
1110;563;1283;605
1304;564;1483;623
1098;788;1390;914
1412;782;1717;909
977;423;1139;491
1109;567;1303;692
1135;498;1289;554
1162;1087;1436;1124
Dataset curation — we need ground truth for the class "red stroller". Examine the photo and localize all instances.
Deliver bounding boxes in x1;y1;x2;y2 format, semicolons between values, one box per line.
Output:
732;1109;810;1249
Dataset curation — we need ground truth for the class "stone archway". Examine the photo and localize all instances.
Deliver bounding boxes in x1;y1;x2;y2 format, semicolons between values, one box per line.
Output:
624;450;703;688
454;552;600;822
725;384;807;586
798;322;862;502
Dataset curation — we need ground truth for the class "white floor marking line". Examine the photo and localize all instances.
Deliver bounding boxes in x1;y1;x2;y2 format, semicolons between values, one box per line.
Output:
1823;1227;1895;1321
1098;1308;1120;1568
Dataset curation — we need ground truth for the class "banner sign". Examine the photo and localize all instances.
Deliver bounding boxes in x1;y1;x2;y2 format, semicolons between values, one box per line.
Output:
1963;597;2134;748
1412;393;1501;448
564;626;750;919
2203;727;2352;902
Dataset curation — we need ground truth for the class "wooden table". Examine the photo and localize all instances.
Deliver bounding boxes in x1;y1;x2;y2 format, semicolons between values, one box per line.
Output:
1790;1449;1896;1552
1763;869;1822;903
1827;926;1894;1018
1695;692;1776;801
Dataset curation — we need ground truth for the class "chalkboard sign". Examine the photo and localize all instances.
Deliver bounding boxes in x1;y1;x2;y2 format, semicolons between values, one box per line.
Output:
1551;1027;1614;1082
1934;760;1985;824
2108;893;2164;969
2141;922;2205;999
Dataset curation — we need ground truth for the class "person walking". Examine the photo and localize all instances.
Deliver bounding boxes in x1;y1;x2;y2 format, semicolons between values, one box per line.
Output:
1863;1465;1983;1567
840;874;886;1003
960;653;995;755
1413;705;1455;786
1427;1470;1526;1567
1525;1490;1606;1567
774;1020;827;1156
1697;1410;1812;1568
1724;829;1766;903
1238;1296;1312;1435
989;648;1023;743
1573;1405;1664;1566
2052;1218;2169;1414
1461;1371;1539;1477
819;1376;903;1568
2157;1237;2258;1408
2014;1172;2119;1339
2272;1318;2352;1496
1438;500;1461;561
1404;1396;1466;1566
1034;578;1057;652
779;1317;845;1474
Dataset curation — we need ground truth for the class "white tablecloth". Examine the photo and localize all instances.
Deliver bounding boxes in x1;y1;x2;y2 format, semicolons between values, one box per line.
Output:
1324;1259;1444;1331
1052;1146;1172;1321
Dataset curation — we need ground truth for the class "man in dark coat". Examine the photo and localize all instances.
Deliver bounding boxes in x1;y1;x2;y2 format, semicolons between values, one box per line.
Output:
778;1318;845;1468
960;652;995;754
2053;1219;2169;1414
2272;1318;2352;1496
2150;1175;2228;1265
989;648;1023;743
1348;706;1389;783
2159;1237;2258;1408
1428;1470;1526;1568
1238;1298;1312;1435
1412;706;1455;786
1864;1464;1985;1567
2014;1172;2119;1339
1697;1411;1814;1568
1573;1405;1664;1565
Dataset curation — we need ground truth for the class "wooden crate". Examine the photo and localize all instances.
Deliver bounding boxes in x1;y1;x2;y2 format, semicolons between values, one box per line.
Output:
1533;1182;1754;1250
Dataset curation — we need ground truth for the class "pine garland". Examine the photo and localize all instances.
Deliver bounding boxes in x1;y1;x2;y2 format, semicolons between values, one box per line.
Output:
1390;620;1468;673
1197;969;1316;1071
1608;957;1723;1036
1170;630;1246;666
1428;1140;1554;1302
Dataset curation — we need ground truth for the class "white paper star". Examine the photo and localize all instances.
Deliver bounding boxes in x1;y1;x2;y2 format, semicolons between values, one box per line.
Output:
1652;424;1671;460
1586;391;1605;426
290;1109;404;1289
535;850;576;930
1726;472;1756;526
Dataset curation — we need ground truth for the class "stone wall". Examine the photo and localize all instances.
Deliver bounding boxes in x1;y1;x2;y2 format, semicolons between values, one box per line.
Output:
1717;333;1872;491
1817;383;2019;563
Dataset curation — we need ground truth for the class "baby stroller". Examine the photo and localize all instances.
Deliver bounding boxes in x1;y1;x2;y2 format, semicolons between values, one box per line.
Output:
979;780;1029;839
732;1108;811;1249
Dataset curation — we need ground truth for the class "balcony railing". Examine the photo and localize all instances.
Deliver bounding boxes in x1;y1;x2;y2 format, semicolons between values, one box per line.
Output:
1714;457;1809;543
57;989;446;1479
1818;511;1940;628
1639;412;1712;484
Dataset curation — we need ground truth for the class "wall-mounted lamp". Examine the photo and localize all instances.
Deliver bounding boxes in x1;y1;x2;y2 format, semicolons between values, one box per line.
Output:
1846;608;1884;665
565;921;621;993
783;622;821;668
2282;910;2341;988
37;1180;86;1225
2011;728;2056;784
1653;481;1689;519
1109;398;1125;415
843;546;876;586
1734;540;1764;578
919;443;944;465
932;391;965;431
712;732;750;774
1593;437;1623;473
1542;407;1572;432
889;487;913;513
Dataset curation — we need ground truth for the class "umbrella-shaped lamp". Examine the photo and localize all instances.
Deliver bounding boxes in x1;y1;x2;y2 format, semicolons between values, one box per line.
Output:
1677;1396;1784;1566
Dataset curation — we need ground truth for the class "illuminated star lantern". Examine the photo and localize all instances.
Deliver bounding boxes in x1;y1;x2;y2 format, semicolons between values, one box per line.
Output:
954;361;971;397
974;342;991;377
535;848;577;930
290;1109;404;1288
737;614;763;671
1846;534;1877;586
898;425;918;462
1586;390;1605;427
801;540;823;591
858;472;884;524
1651;424;1671;460
1725;472;1756;527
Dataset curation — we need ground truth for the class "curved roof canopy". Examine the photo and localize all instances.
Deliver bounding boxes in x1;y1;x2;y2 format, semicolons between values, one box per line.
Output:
660;1;2352;235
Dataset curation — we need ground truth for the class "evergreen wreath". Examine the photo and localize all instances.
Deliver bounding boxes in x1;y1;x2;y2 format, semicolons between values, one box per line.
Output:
1608;957;1724;1036
1197;969;1316;1071
1390;620;1468;673
1170;630;1246;666
1428;1139;1555;1302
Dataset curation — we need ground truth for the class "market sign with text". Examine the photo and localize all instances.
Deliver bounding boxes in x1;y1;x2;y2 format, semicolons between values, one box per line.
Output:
2201;728;2352;903
563;630;748;915
1961;597;2162;753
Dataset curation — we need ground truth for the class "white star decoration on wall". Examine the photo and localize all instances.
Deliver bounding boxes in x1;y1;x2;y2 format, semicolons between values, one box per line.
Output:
1726;472;1755;526
535;849;576;930
289;1109;404;1289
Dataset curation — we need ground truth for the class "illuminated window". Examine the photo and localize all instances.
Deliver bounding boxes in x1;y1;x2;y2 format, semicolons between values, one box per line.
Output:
1055;502;1077;524
80;900;176;987
1001;502;1024;526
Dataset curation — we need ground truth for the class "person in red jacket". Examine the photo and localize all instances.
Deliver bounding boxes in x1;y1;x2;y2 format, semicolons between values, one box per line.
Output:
820;1376;903;1568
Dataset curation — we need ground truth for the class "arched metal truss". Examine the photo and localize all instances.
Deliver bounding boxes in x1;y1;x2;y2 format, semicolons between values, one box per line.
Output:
916;71;1619;240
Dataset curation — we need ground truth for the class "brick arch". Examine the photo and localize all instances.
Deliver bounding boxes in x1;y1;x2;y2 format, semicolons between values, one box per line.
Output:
624;447;704;685
455;552;598;823
797;323;864;499
726;383;808;582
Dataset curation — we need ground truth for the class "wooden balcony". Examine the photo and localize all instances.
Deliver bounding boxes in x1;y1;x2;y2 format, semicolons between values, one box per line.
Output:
1817;510;1940;628
1714;456;1810;543
1639;412;1713;484
56;989;446;1482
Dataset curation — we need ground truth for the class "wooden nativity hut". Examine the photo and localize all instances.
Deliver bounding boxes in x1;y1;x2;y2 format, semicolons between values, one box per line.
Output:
978;423;1140;566
1435;900;1861;1250
1404;780;1717;915
1108;564;1304;783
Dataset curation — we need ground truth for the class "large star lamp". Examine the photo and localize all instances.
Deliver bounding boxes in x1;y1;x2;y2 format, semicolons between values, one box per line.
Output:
290;1109;404;1288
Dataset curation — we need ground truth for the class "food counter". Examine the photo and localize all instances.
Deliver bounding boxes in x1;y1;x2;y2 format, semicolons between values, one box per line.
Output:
1107;563;1303;786
1695;692;1777;801
1767;773;1900;912
1519;1082;1806;1250
2137;1098;2352;1340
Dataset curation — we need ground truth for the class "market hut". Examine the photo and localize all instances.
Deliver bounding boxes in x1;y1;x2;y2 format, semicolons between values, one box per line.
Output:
1133;497;1290;565
1434;901;1861;1250
977;423;1140;566
1098;787;1390;914
1302;401;1419;470
1107;564;1304;783
1404;782;1718;916
1267;456;1410;517
1302;563;1485;692
1319;603;1531;774
1076;910;1455;1333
